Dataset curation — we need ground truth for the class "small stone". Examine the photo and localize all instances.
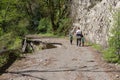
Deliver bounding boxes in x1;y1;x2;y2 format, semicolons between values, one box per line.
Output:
115;63;118;65
116;75;119;78
40;59;43;62
87;60;94;62
80;66;87;68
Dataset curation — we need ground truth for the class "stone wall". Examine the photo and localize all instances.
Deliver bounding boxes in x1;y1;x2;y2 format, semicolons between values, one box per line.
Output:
71;0;120;47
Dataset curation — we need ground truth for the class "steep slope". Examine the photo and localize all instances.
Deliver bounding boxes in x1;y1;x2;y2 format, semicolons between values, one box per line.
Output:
71;0;120;46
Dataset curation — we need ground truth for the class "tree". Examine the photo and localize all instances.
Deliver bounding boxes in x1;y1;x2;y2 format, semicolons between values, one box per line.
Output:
47;0;71;34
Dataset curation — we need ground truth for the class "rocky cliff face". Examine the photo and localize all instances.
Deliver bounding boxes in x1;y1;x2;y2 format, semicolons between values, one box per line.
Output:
71;0;120;46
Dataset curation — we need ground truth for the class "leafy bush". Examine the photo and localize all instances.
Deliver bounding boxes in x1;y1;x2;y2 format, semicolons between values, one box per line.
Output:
92;43;103;51
56;18;71;36
103;48;118;63
104;10;120;63
9;37;22;49
0;54;9;67
0;33;12;49
109;10;120;55
0;32;22;49
37;18;52;33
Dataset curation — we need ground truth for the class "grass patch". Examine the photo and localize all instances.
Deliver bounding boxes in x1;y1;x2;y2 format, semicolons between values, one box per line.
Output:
92;44;103;51
38;33;55;37
88;43;120;64
103;48;120;63
86;42;103;52
38;33;65;38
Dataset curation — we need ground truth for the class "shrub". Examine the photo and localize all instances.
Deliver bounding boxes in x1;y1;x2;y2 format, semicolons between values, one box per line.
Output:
37;18;52;33
109;10;120;55
105;10;120;63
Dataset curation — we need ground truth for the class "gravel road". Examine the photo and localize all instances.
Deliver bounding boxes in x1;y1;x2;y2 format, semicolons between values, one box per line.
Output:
0;38;120;80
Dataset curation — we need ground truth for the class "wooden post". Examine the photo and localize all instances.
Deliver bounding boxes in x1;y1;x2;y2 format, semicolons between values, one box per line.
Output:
22;37;27;52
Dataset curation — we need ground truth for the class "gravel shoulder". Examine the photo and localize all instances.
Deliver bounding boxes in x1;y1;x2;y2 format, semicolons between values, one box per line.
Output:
0;38;120;80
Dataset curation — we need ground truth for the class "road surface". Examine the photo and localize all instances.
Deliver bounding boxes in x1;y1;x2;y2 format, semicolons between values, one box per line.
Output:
0;38;120;80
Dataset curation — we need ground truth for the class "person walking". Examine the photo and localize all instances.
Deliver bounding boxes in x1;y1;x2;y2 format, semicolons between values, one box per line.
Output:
69;31;73;45
76;27;82;46
81;32;85;46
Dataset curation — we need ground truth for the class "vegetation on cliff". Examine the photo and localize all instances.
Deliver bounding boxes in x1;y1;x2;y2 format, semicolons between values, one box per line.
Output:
104;10;120;63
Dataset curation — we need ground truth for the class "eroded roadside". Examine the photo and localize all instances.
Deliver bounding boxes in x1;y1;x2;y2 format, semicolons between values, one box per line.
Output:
0;38;120;80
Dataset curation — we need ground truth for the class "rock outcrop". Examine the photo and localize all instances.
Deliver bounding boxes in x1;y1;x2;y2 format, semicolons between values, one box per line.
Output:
71;0;120;47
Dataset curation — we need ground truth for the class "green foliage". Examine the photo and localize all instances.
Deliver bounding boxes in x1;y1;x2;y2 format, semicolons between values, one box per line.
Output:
109;10;120;54
103;48;119;63
0;32;22;50
0;33;12;49
0;0;70;35
109;10;120;49
0;0;71;68
0;28;3;36
46;0;71;35
37;18;52;33
9;38;21;49
0;0;71;51
8;18;29;36
0;50;22;67
92;44;103;51
88;42;120;63
104;10;120;63
0;0;26;32
38;33;60;38
57;18;71;35
0;54;9;67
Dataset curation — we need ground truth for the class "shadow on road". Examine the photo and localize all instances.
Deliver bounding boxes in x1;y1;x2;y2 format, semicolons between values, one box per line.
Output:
6;68;120;73
2;66;120;79
0;53;17;75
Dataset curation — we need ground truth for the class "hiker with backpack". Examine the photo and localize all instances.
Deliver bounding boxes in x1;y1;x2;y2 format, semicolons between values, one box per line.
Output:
75;27;82;46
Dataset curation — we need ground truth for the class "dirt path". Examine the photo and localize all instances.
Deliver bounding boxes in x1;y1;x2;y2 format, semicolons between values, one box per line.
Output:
0;38;120;80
